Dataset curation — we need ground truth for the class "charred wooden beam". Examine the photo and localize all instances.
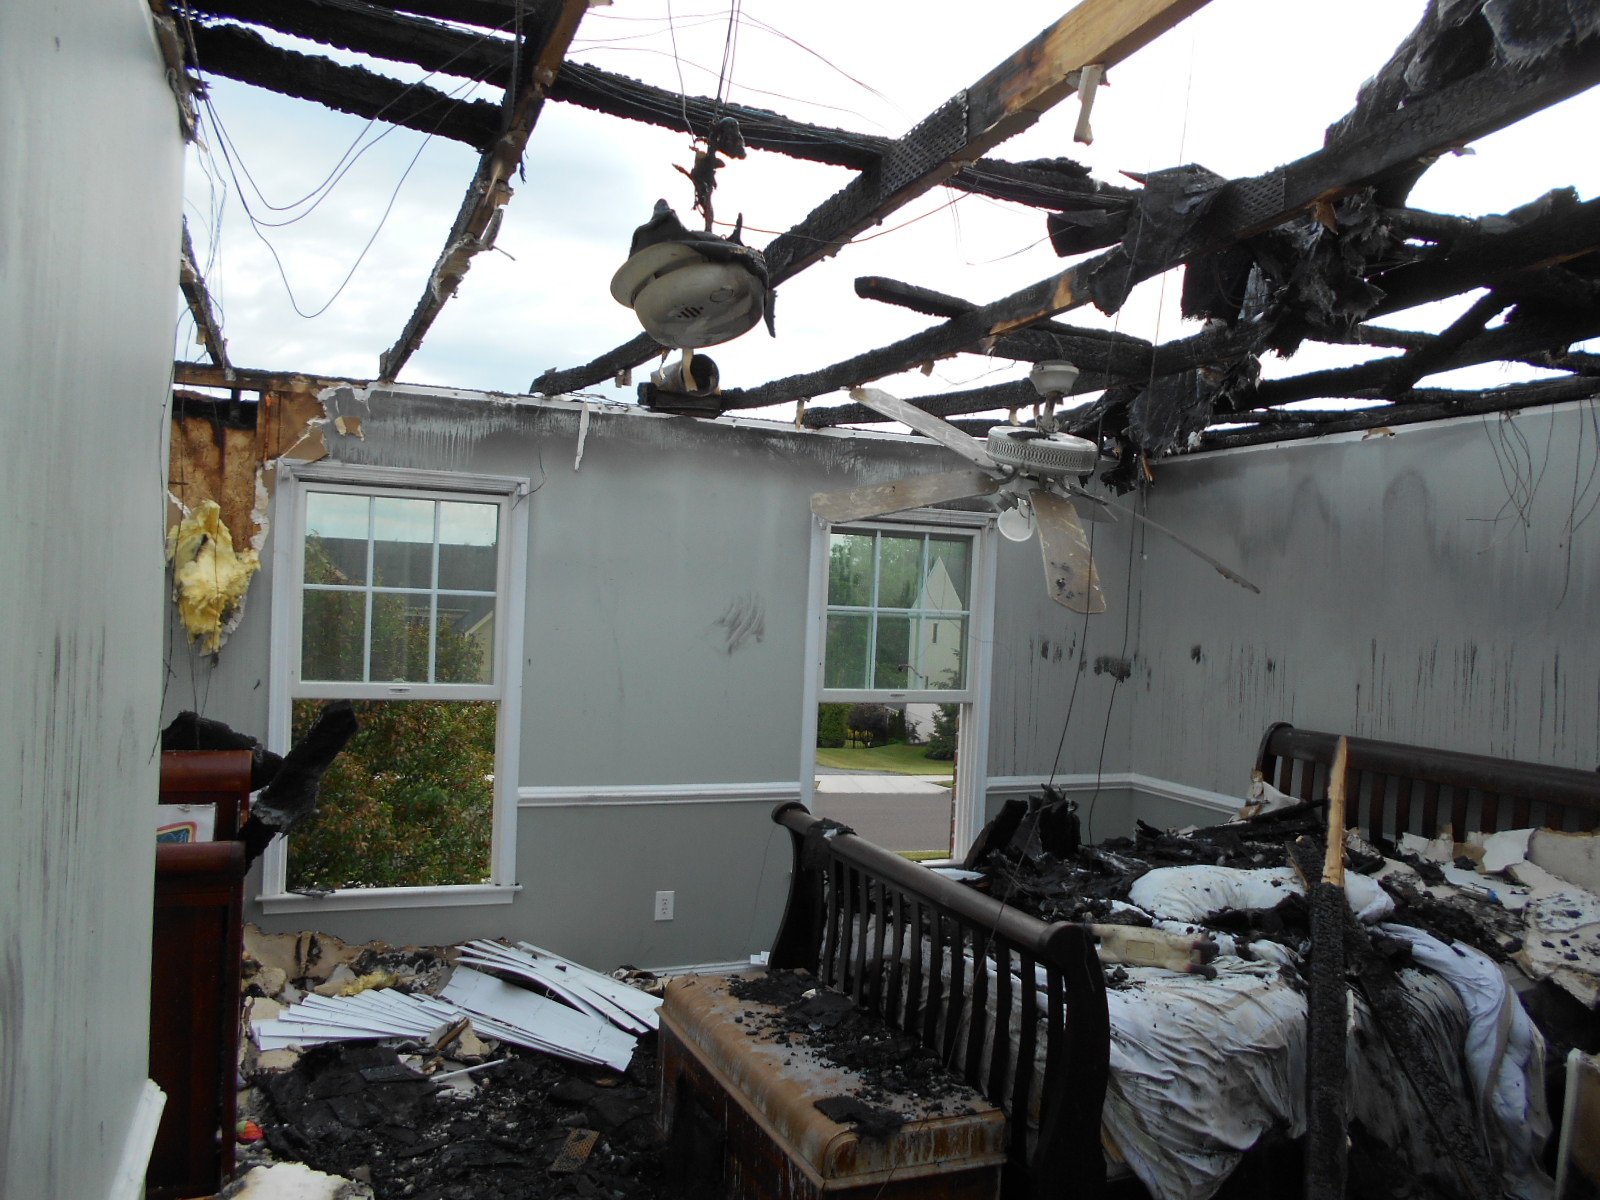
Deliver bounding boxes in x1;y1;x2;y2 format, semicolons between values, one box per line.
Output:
1383;206;1481;243
188;0;513;82
179;217;230;369
376;0;526;29
759;0;1212;286
187;22;502;150
534;0;1213;396
174;359;369;393
187;0;1134;214
1385;289;1509;393
378;0;589;381
1200;375;1600;450
1248;311;1600;407
1315;325;1435;352
715;41;1600;413
1371;193;1600;317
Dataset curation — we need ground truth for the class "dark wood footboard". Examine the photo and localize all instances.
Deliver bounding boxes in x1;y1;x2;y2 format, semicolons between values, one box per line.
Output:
769;802;1110;1200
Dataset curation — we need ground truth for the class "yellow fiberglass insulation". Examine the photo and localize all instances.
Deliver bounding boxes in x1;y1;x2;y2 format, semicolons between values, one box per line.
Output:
167;499;261;654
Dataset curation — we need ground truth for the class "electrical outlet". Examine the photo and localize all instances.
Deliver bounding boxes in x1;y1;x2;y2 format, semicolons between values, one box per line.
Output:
654;890;675;922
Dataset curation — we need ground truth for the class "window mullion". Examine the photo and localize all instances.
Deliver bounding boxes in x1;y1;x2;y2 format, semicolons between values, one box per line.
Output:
866;530;882;690
428;502;440;684
362;496;376;684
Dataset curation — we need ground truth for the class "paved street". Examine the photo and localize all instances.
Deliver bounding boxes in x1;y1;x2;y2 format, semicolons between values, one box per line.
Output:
809;774;953;855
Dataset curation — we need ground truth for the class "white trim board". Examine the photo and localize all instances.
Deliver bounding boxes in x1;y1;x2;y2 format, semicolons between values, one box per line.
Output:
985;773;1240;815
258;883;520;915
519;782;803;808
109;1080;166;1200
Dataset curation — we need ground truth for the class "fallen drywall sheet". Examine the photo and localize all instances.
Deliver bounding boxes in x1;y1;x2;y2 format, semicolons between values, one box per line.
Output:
440;967;636;1073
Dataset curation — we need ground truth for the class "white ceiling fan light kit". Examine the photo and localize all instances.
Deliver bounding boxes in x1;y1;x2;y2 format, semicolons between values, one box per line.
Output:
811;386;1261;614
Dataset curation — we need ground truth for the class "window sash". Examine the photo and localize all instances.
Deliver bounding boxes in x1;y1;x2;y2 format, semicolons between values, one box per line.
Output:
265;464;528;902
292;482;508;700
822;525;976;698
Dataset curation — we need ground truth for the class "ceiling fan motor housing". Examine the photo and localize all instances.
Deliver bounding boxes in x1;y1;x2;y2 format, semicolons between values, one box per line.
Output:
610;243;765;349
985;426;1099;479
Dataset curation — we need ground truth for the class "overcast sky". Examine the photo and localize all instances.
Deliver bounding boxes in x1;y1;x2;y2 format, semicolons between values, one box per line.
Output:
179;1;1600;419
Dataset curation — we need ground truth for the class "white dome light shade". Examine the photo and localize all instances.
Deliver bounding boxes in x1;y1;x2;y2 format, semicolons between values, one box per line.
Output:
997;502;1035;542
610;243;764;348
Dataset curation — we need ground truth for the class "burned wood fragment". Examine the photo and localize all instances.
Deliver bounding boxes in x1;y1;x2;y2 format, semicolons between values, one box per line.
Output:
240;700;359;863
162;710;284;791
178;217;229;369
1087;164;1228;313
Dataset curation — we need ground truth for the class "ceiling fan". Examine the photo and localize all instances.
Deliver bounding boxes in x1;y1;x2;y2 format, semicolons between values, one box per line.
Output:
810;383;1260;614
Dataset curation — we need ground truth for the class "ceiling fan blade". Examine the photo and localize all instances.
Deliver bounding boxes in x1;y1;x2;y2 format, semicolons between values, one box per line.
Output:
1032;489;1106;614
1096;494;1261;595
811;470;1000;523
848;387;998;470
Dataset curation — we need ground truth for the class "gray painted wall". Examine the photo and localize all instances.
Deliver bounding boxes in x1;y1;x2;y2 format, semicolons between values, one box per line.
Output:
173;390;1107;968
168;389;1600;974
0;1;182;1196
1130;405;1600;793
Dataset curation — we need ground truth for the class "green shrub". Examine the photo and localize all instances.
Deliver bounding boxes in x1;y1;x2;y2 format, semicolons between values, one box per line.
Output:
817;703;850;748
924;703;959;760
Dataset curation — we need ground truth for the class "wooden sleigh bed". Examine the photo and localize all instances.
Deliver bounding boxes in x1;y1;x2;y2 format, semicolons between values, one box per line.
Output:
741;725;1600;1199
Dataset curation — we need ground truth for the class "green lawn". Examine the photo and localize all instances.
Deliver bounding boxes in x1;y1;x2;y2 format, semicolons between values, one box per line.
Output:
814;741;953;777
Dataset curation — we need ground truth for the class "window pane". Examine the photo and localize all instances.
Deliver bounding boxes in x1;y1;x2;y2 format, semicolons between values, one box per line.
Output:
437;596;494;684
438;501;499;592
824;613;870;689
285;699;496;890
369;591;432;682
372;497;436;590
916;616;967;690
873;615;912;689
926;537;971;611
876;535;923;609
305;492;370;584
827;533;874;607
301;590;366;681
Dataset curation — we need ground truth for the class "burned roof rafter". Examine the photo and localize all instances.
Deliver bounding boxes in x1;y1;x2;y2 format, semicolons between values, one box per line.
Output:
711;33;1600;436
376;0;590;381
533;0;1217;396
179;216;230;370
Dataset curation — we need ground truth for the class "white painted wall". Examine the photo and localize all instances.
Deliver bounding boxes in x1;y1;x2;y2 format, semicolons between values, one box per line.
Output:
0;1;183;1196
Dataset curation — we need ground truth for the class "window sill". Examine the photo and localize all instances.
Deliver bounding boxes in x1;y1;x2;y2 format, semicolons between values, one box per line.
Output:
257;883;521;915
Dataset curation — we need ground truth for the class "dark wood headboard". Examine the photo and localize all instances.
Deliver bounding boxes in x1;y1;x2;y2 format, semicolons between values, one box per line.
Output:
769;801;1109;1200
1255;722;1600;842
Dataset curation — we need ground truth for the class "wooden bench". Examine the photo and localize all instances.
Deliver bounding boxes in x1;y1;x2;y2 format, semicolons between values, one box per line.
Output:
1255;722;1600;842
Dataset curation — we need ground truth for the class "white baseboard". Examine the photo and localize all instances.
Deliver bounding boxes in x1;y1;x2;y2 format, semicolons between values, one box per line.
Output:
985;772;1239;815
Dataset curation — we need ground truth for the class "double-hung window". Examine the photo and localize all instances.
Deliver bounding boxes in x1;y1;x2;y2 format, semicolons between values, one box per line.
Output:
262;463;528;911
810;514;996;857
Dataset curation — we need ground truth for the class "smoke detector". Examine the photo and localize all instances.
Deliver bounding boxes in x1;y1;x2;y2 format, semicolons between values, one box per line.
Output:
610;243;765;349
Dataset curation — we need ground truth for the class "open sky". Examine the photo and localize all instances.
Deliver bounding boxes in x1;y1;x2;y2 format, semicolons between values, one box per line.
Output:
179;1;1600;420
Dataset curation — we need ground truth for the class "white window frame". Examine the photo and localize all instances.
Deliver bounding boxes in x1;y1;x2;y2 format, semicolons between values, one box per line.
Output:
260;461;530;913
800;509;998;859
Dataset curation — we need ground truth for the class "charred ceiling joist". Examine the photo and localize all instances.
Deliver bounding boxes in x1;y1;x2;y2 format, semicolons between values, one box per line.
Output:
532;0;1218;397
736;6;1600;458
